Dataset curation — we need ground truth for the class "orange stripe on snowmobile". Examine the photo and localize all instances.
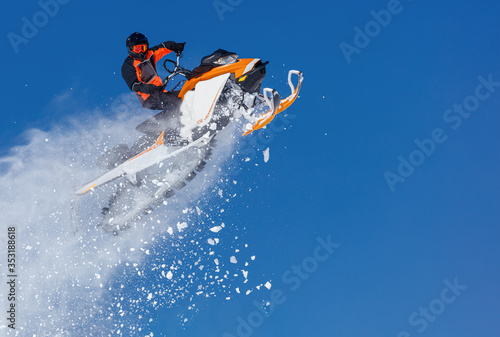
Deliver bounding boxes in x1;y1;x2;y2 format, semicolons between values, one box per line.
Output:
178;59;258;99
197;84;226;125
128;130;165;161
78;184;96;195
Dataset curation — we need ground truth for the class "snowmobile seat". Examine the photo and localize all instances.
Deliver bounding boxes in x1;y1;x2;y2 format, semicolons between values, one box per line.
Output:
188;65;215;80
187;49;237;80
200;49;237;66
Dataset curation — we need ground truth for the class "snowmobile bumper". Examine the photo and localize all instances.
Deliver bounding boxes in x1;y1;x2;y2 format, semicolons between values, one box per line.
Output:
242;70;303;136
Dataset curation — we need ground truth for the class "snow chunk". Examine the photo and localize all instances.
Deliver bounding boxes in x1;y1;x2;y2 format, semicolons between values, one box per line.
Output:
263;147;270;162
209;226;223;233
230;256;237;264
264;281;272;290
167;227;173;235
166;271;173;280
251;256;256;260
177;222;188;232
207;238;215;245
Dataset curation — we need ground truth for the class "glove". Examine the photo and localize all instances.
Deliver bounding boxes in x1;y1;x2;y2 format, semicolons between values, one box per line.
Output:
132;82;161;95
163;41;186;55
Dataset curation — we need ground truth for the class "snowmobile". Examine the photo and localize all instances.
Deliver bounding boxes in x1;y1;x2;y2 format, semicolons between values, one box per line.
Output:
74;49;303;233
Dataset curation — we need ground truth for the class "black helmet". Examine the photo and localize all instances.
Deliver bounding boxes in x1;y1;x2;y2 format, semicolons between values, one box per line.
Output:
126;32;149;60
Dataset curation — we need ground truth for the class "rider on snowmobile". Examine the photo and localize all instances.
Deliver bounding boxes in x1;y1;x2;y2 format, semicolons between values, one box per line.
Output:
121;32;185;111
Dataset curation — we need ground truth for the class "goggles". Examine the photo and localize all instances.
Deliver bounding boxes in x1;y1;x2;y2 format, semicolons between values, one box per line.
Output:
132;44;147;53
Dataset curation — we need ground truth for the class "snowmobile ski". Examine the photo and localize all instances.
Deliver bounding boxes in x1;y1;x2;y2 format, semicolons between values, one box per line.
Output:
242;70;303;135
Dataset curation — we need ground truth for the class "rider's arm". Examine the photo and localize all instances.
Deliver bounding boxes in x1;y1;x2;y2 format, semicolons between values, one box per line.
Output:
150;43;173;63
151;41;185;65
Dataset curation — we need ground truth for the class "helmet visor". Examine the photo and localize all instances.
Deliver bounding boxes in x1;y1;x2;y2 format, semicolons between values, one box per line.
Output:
132;44;147;53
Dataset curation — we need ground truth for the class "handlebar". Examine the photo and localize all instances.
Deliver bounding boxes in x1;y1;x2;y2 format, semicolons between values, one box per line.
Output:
163;54;180;74
162;54;191;88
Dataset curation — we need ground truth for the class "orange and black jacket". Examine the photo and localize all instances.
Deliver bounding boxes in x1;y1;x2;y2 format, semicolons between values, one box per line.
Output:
121;43;174;107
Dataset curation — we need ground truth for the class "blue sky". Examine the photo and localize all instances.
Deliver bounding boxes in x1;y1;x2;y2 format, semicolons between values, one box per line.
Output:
1;0;500;336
